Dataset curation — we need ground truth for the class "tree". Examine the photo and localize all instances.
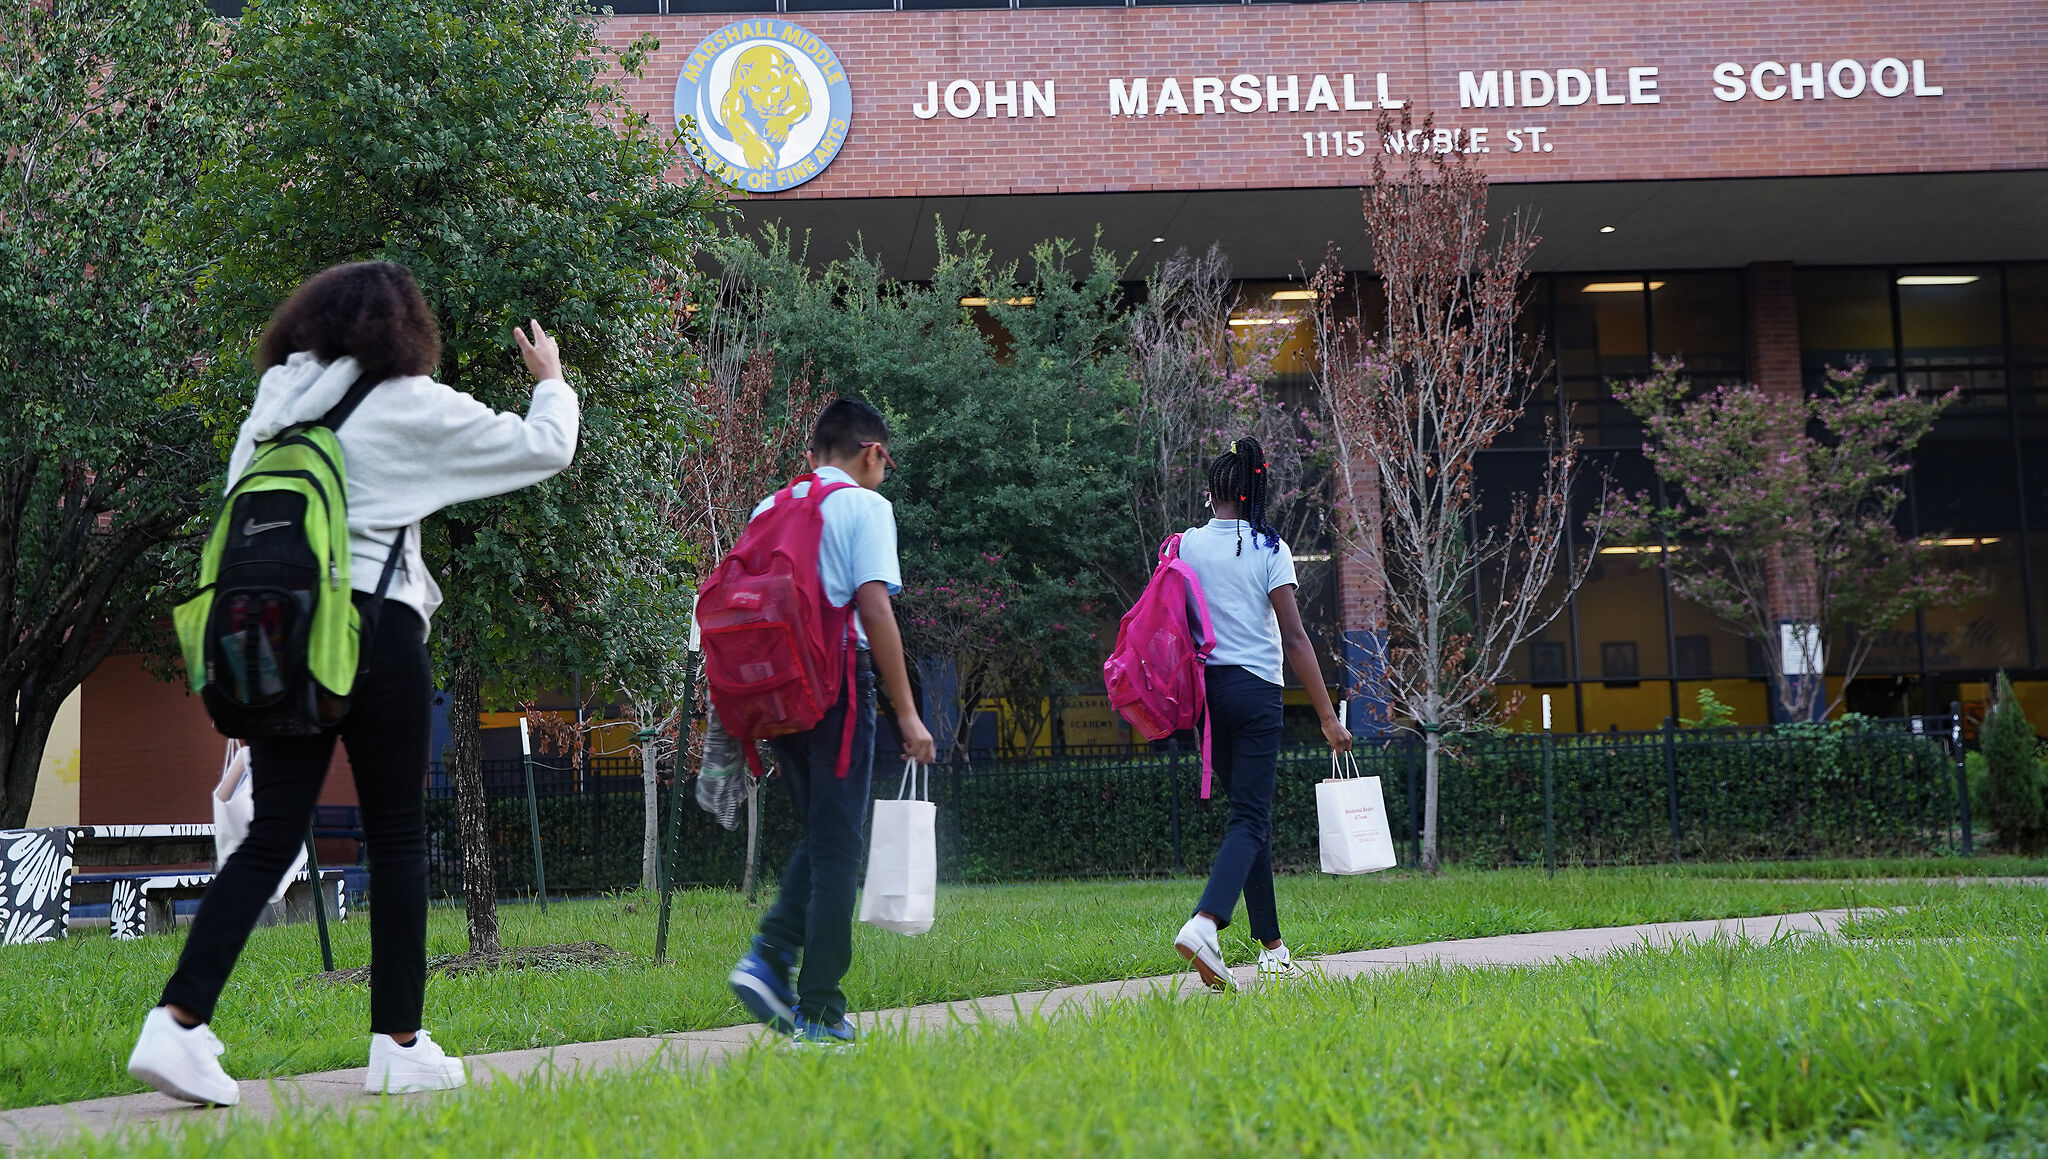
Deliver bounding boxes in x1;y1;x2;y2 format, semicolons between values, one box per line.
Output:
1610;360;1970;721
1981;672;2045;853
1310;115;1599;873
0;0;223;827
704;227;1142;740
185;0;719;953
1126;244;1329;561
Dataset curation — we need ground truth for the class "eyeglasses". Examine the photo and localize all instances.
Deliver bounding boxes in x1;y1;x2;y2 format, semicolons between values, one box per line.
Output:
859;441;897;473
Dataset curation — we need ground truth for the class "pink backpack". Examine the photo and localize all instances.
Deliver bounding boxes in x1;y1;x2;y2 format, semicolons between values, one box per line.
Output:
1102;533;1218;797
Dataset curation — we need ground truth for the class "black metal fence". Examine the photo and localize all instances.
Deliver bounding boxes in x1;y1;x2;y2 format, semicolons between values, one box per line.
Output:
421;719;1968;897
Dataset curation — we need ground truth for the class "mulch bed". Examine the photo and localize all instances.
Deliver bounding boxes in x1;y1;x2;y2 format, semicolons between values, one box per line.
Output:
310;941;624;985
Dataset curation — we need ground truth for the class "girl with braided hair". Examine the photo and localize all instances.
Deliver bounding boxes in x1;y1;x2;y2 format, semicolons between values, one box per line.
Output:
1170;437;1352;989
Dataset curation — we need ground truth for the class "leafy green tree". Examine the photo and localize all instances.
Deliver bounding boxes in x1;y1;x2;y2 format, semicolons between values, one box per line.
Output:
0;0;224;827
704;228;1141;734
185;0;719;953
1982;672;2046;852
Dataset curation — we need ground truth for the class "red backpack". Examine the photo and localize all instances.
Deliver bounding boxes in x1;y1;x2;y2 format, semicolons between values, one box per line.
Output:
699;473;860;776
1102;533;1219;796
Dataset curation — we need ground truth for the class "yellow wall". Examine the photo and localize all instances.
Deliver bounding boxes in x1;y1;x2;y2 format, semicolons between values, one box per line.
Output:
26;688;82;827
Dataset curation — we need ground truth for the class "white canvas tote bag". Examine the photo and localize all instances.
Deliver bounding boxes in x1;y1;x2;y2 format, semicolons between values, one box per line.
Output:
1316;751;1399;875
859;760;937;935
212;740;306;903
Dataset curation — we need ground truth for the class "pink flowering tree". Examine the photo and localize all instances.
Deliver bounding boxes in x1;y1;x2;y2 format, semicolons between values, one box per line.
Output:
1609;359;1971;722
1310;113;1601;872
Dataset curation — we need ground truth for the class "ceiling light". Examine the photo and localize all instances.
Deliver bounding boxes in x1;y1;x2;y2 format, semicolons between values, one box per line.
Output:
1921;535;2001;547
1269;290;1317;301
958;296;1036;307
1228;317;1290;327
1599;544;1677;554
1599;226;1616;233
1896;274;1980;286
1151;236;1165;243
1580;281;1666;294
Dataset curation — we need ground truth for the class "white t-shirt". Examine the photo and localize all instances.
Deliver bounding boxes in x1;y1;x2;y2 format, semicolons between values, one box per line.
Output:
1175;519;1298;687
749;465;901;647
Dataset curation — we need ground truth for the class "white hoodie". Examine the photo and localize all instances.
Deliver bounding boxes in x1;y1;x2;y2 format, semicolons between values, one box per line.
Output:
226;352;579;626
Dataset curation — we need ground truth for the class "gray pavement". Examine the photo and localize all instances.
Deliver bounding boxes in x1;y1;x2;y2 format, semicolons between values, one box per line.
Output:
0;908;1865;1152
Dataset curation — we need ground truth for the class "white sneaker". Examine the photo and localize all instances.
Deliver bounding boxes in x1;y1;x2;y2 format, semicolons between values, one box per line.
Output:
1174;915;1240;992
1256;944;1300;981
127;1007;240;1107
365;1030;468;1094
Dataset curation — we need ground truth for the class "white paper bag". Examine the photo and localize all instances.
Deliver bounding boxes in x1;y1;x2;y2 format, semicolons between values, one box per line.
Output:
212;740;306;904
859;761;937;935
1317;752;1398;875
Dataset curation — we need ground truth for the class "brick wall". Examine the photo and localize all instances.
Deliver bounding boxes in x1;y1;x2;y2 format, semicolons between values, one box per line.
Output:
81;652;359;826
605;0;2047;200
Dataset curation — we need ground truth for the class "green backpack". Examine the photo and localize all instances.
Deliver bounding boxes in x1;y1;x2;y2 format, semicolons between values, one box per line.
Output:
174;379;405;738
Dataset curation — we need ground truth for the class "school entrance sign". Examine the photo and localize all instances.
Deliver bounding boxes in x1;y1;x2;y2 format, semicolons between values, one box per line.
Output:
673;19;851;193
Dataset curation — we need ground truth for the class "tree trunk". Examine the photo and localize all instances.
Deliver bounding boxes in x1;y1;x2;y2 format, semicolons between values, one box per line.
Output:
742;773;762;903
640;738;659;892
447;652;499;954
1420;728;1442;874
0;698;54;830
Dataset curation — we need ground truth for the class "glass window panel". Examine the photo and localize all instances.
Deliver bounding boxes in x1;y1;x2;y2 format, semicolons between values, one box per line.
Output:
1648;272;1743;378
1798;268;1895;375
1499;276;1559;449
1557;277;1650;380
2012;264;2048;365
1857;607;1923;676
1020;0;1125;7
1676;679;1773;725
905;0;1009;8
592;0;662;12
1898;267;2002;367
1920;540;2029;670
2013;364;2048;440
673;0;777;8
1912;439;2020;534
786;0;894;10
1668;594;1758;678
2023;438;2048;531
1911;366;2009;439
1575;551;1670;681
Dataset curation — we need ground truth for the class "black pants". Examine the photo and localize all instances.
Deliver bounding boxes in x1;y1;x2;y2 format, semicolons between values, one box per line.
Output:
1194;664;1285;945
759;654;876;1025
161;596;431;1034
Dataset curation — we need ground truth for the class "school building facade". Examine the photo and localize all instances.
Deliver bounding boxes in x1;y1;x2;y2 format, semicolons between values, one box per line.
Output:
45;0;2047;827
606;0;2048;733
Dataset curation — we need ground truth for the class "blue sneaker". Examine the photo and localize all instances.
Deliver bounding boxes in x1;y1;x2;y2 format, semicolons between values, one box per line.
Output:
789;1014;858;1048
728;938;797;1033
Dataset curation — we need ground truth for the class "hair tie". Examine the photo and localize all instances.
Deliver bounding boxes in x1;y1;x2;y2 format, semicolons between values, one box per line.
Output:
1230;440;1238;453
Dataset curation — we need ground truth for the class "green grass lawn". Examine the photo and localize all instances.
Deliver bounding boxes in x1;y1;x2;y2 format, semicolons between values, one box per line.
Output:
72;889;2048;1158
0;865;1986;1111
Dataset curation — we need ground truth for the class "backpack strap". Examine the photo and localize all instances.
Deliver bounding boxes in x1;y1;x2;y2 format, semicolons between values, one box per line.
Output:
354;526;408;673
1161;534;1218;797
317;372;380;433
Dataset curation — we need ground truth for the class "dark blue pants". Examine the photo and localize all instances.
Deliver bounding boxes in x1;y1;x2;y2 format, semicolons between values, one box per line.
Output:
759;654;876;1024
1194;665;1285;945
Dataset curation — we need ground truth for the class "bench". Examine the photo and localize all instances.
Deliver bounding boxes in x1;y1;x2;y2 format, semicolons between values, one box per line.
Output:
72;867;348;938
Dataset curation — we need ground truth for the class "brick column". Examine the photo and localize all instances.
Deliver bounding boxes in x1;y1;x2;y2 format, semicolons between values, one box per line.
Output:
1335;450;1390;737
1744;261;1822;719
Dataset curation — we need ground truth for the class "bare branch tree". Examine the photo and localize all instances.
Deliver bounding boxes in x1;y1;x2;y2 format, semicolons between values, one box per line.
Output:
1312;112;1603;872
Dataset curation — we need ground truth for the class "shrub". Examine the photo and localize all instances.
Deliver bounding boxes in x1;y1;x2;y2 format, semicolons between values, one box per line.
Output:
1982;672;2048;853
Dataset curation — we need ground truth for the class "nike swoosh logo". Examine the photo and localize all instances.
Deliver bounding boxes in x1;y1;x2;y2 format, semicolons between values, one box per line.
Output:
242;518;292;536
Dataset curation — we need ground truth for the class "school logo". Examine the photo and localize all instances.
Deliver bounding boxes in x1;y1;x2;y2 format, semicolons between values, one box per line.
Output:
674;20;851;193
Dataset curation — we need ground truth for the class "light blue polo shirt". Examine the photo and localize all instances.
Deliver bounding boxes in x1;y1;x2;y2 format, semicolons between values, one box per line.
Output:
749;465;901;648
1175;520;1298;687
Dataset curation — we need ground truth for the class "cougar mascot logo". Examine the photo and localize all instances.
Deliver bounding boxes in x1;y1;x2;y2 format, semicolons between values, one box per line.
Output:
718;46;810;170
675;21;852;193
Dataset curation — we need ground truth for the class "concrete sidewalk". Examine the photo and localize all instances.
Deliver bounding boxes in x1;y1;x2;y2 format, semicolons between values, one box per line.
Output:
0;908;1864;1151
